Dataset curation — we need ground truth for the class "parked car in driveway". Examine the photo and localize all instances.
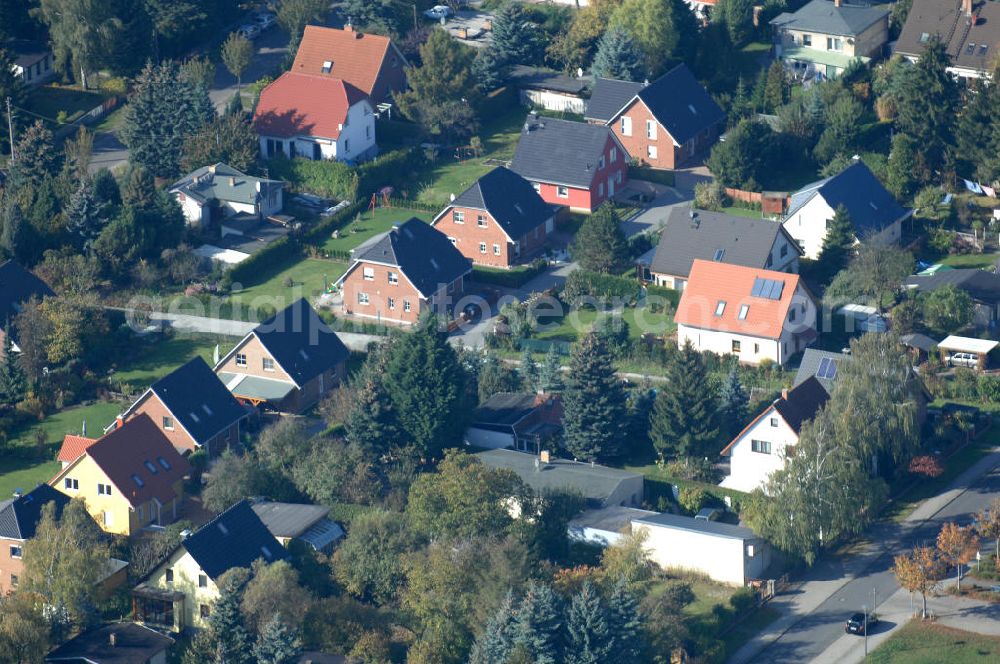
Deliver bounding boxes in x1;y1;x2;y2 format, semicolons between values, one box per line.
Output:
845;612;878;635
237;24;261;40
424;5;452;20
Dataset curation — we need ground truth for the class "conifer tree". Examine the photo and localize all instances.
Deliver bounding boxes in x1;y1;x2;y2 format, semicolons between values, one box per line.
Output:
478;353;519;403
8;121;59;194
344;374;399;457
539;345;564;393
520;348;539;393
886;133;919;200
572;203;628;274
0;340;26;405
469;591;519;664
514;582;563;664
718;366;748;438
253;615;302;664
763;59;788;112
207;572;254;664
606;581;644;663
490;1;540;67
592;25;645;81
562;332;628;462
650;341;719;459
895;37;959;178
64;179;106;253
472;44;507;92
565;581;612;664
0;199;30;264
818;204;854;279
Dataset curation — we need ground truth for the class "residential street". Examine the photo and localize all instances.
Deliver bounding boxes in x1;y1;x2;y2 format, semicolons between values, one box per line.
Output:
730;447;1000;664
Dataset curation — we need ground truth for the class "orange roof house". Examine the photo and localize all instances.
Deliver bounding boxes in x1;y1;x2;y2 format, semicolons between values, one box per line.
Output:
291;24;408;105
673;260;818;366
57;434;97;467
253;72;377;163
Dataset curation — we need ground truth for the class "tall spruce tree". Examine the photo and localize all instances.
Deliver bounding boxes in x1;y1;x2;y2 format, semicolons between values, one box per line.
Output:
606;581;644;663
490;1;541;67
472;45;508;92
591;25;645;81
478;352;520;403
207;572;254;664
0;49;25;156
717;366;748;438
818;204;854;279
7;121;59;194
469;591;519;664
895;37;959;180
253;615;301;664
384;314;468;459
539;345;564;393
520;347;539;392
886;133;920;201
344;375;399;457
649;341;719;459
0;340;26;405
0;199;30;264
565;581;612;664
561;332;628;462
572;203;628;274
513;582;563;664
64;179;106;253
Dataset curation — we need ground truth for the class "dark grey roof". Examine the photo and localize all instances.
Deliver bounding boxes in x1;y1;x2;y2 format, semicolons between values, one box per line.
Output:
793;348;853;393
651;208;796;278
0;260;54;333
473;392;542;428
902;332;939;352
0;484;69;540
5;40;50;69
475;449;642;503
148;357;248;445
896;0;1000;72
182;500;289;581
904;269;1000;304
584;78;645;122
770;0;888;36
509;65;589;95
510;116;617;189
251;501;330;539
632;512;759;541
46;623;174;663
773;376;829;434
252;298;349;387
448;167;554;240
352;218;471;298
170;163;283;206
636;64;726;145
786;161;911;236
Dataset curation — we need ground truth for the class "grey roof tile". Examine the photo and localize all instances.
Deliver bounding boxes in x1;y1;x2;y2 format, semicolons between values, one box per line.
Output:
0;484;69;540
770;0;889;36
636;64;726;145
585;78;645;122
252;299;349;386
449;167;554;240
510;116;616;189
182;500;289;580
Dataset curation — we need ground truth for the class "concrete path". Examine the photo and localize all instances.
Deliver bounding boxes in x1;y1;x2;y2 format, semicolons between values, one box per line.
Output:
729;446;1000;664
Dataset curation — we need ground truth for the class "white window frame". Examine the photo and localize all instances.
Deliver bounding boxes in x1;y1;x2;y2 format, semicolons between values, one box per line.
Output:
235;353;247;367
493;243;501;256
647;145;658;160
363;267;375;281
479;242;487;254
388;271;398;284
556;186;569;198
403;300;411;312
162;417;174;431
610;147;617;162
646;119;657;140
621;116;632;136
477;215;487;228
263;357;275;371
388;297;396;310
453;210;465;224
357;292;370;305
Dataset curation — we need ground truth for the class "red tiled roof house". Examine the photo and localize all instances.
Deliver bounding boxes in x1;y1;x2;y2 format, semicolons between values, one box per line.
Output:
432;167;556;268
335;218;471;326
291;24;407;105
674;260;818;366
253;72;377;162
510;115;627;213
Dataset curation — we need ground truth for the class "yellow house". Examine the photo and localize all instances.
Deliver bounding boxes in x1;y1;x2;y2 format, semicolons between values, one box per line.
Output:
132;500;288;632
50;414;190;537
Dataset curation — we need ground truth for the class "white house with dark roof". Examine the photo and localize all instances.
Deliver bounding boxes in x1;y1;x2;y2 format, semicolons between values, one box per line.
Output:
720;377;830;493
0;260;54;356
6;40;54;85
647;208;802;290
782;159;911;259
170;163;284;228
770;0;890;79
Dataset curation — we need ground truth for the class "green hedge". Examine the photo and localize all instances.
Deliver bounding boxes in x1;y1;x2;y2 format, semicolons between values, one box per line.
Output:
628;165;676;186
357;147;426;199
563;269;641;303
303;201;366;244
646;284;681;307
472;261;546;288
268;156;360;200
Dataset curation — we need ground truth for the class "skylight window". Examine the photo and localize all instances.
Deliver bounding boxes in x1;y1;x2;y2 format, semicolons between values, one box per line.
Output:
321;60;332;73
980;44;989;56
299;349;310;361
261;545;273;559
132;474;144;488
869;202;878;210
713;248;725;261
430;258;439;270
158;456;172;471
202;405;213;416
218;523;229;535
144;461;159;474
738;304;749;320
688;104;697;115
715;301;726;316
190;412;200;423
967;43;976;55
919;32;930;43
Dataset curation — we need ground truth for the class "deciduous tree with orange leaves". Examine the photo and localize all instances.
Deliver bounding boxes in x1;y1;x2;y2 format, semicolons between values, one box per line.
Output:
893;546;945;618
936;522;979;592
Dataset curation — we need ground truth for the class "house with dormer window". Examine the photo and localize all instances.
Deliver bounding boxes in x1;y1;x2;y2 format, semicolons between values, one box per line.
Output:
132;500;288;632
51;415;190;537
896;0;1000;82
112;358;248;456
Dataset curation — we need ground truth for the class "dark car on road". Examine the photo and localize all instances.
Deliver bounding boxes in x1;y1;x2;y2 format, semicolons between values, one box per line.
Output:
845;612;878;635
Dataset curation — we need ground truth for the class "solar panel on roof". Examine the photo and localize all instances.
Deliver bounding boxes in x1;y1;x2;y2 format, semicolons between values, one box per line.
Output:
769;280;784;300
751;278;766;297
816;357;838;380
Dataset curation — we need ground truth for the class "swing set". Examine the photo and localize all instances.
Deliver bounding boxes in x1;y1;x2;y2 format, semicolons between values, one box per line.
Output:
367;186;395;218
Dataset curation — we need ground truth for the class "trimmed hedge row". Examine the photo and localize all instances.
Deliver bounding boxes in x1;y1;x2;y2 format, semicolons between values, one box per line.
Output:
646;284;681;307
563;269;641;303
628;165;676;187
303;201;366;244
471;260;546;288
357;147;426;199
266;147;427;203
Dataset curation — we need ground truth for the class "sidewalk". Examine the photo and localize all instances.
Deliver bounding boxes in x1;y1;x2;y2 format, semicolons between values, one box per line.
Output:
728;446;1000;664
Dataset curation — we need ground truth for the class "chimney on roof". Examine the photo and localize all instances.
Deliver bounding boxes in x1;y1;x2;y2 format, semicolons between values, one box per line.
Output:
229;177;236;187
109;632;117;648
834;0;841;7
963;0;973;16
344;20;353;32
781;388;789;400
208;164;217;174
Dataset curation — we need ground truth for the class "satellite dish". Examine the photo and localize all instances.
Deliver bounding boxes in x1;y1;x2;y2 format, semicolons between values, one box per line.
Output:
450;193;456;202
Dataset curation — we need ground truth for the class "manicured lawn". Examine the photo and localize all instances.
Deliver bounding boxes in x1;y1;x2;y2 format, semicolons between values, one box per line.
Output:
535;305;675;342
321;207;432;254
231;257;348;305
722;206;765;219
939;253;999;269
0;457;61;501
110;334;233;393
25;85;108;123
7;400;124;449
870;621;1000;663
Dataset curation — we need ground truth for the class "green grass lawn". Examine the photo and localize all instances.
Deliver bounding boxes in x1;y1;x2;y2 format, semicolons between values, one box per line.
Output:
321;207;432;254
231;257;347;306
25;85;108;123
870;621;1000;663
939;253;999;269
0;457;61;502
110;334;233;393
721;206;765;219
534;305;675;342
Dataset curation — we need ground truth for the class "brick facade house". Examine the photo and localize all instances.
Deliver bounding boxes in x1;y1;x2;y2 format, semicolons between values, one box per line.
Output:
113;358;248;456
432;167;555;268
215;299;349;413
606;64;725;170
336;218;471;325
0;485;69;593
510;115;627;213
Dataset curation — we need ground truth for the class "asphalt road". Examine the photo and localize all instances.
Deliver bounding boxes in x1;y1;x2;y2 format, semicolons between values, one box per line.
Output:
746;462;1000;663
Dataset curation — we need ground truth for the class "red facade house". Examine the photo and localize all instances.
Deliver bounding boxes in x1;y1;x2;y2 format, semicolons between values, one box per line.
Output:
510;115;627;213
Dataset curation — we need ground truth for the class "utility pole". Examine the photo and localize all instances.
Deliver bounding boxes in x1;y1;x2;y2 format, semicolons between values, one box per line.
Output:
413;4;418;31
5;97;14;162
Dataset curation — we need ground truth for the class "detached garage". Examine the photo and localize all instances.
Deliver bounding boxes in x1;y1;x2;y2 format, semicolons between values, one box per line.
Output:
632;513;771;587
